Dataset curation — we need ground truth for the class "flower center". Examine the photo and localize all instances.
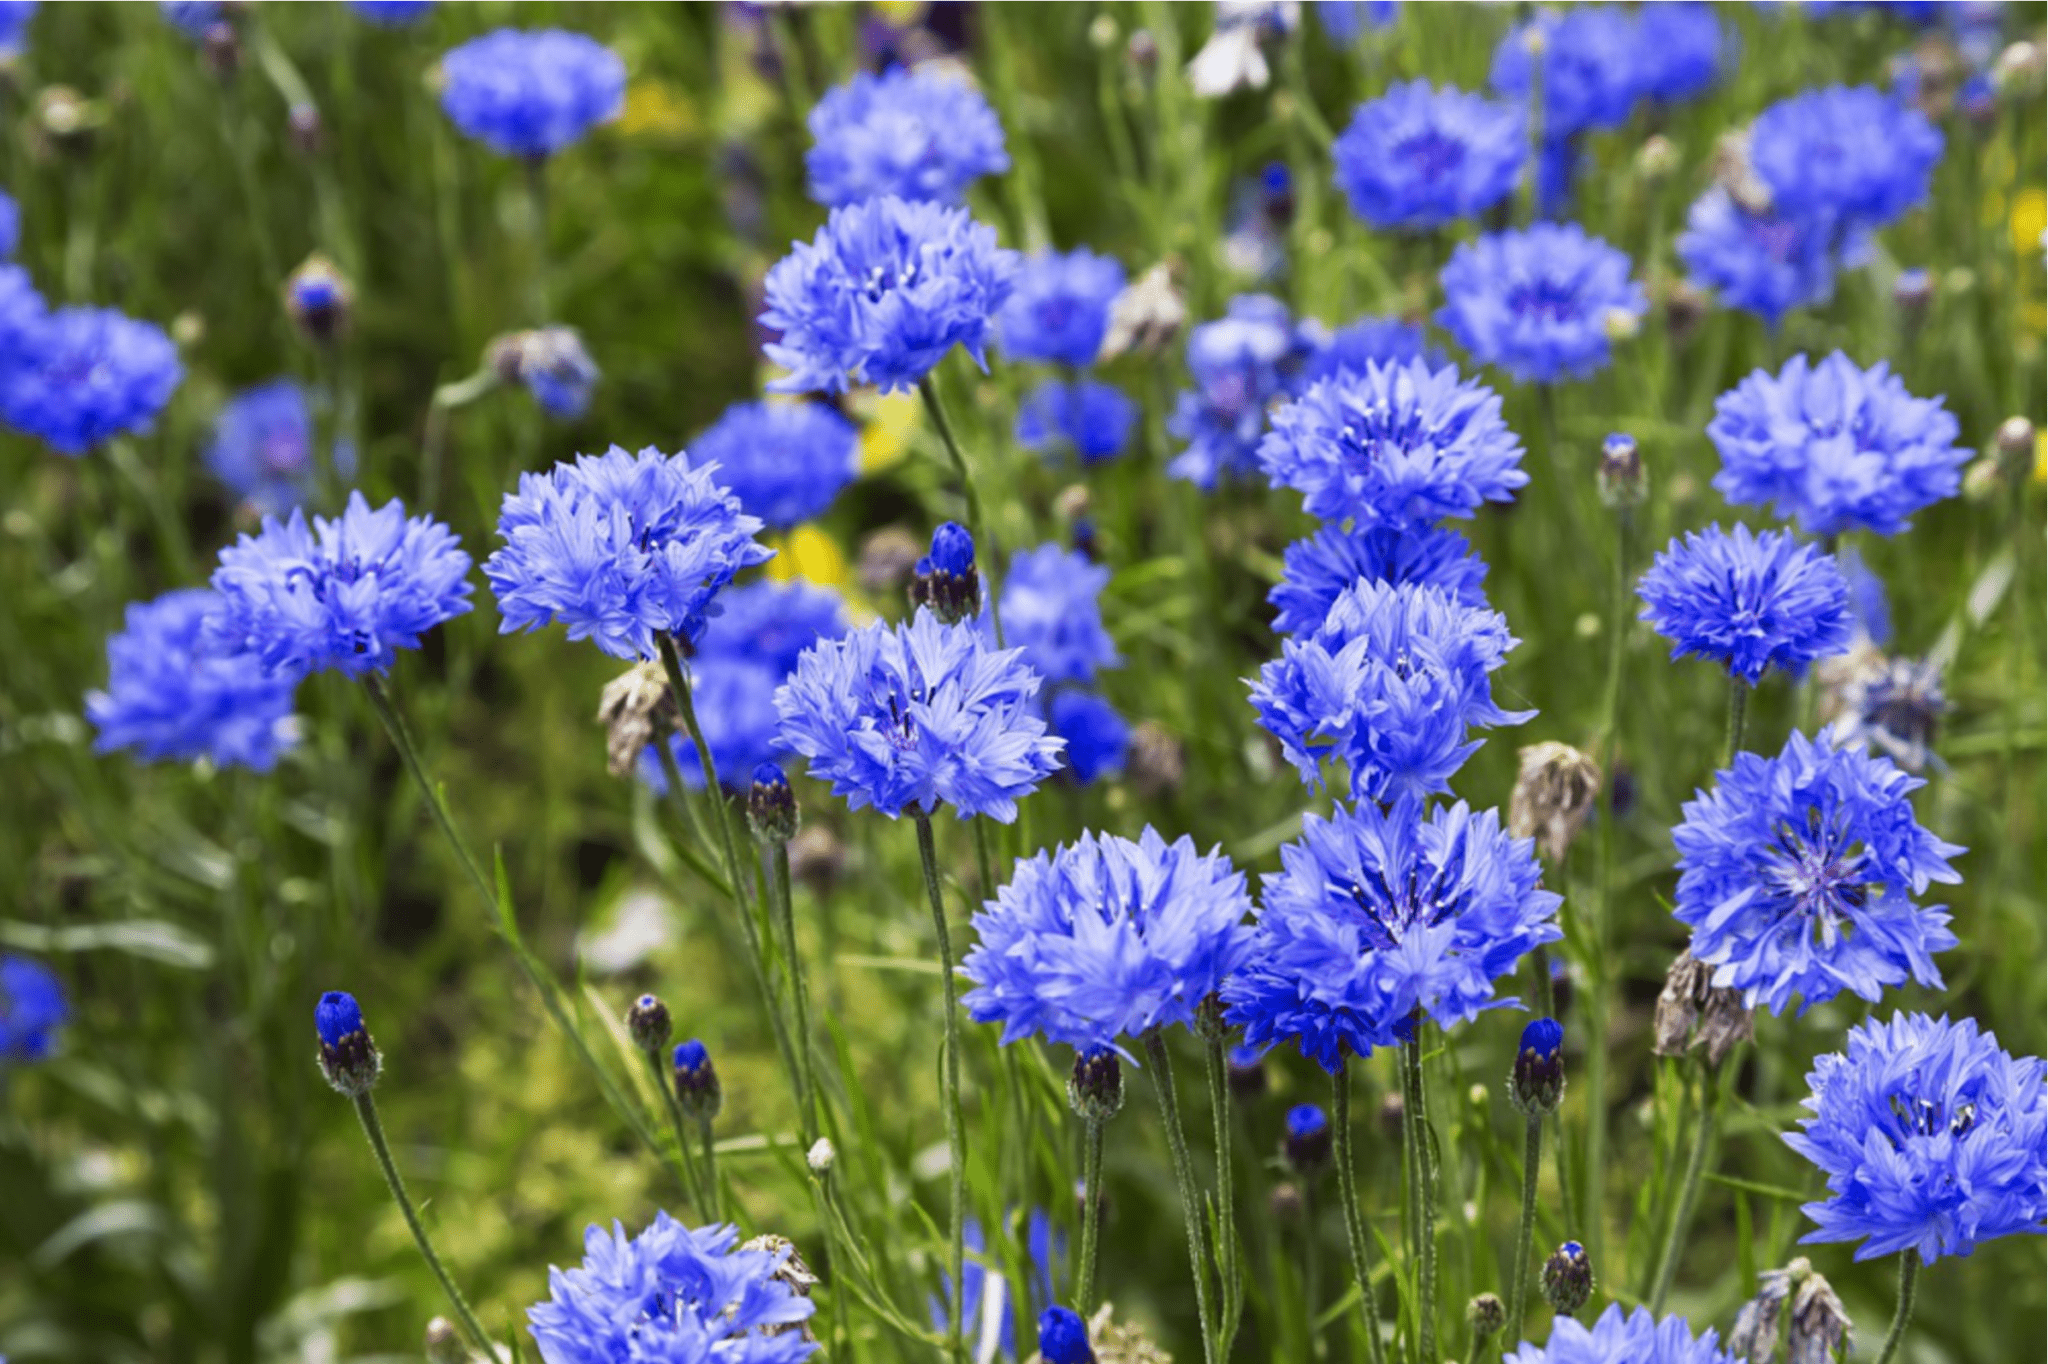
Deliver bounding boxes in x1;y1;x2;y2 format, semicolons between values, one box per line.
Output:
1394;129;1468;183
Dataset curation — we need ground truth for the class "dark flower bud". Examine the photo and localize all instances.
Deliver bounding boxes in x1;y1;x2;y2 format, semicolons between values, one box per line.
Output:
1509;1017;1566;1116
288;102;322;156
672;1038;722;1122
1995;416;2035;481
627;993;672;1054
1125;28;1158;76
285;253;353;345
1283;1103;1331;1176
1068;1047;1124;1123
747;763;799;844
315;990;381;1096
1071;516;1098;562
1596;433;1646;510
1269;1180;1303;1221
1039;1305;1097;1364
1260;161;1296;228
423;1316;468;1364
1541;1240;1593;1317
1466;1292;1505;1339
1225;1042;1267;1099
203;20;241;78
1663;281;1709;346
1892;268;1933;326
1377;1091;1405;1140
909;521;981;624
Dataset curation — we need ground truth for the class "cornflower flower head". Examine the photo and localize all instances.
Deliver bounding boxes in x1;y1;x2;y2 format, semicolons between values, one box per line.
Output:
1269;524;1489;636
1250;579;1529;802
1827;651;1947;774
1330;81;1525;232
960;827;1257;1054
1048;690;1130;785
485;446;773;661
762;196;1019;395
1707;352;1971;537
0;3;35;59
1302;316;1447;382
503;326;600;420
1672;730;1963;1015
211;492;473;679
1637;524;1852;686
1014;378;1136;465
804;65;1009;209
1786;1012;2046;1264
696;579;849;678
1222;796;1561;1069
1750;85;1944;234
1634;3;1730;104
0;307;181;456
774;608;1063;823
1166;293;1320;489
1676;186;1839;328
205;379;335;517
0;188;18;258
349;1;433;25
1258;358;1527;529
87;588;300;772
1;955;69;1064
1313;1;1398;45
1502;1303;1739;1364
997;248;1126;367
1437;225;1647;384
438;29;625;159
999;544;1118;687
527;1213;818;1363
1489;7;1642;139
688;400;860;531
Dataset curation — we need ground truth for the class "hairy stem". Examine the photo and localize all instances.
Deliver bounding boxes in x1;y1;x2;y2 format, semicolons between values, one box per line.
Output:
1143;1030;1221;1364
352;1091;495;1358
1331;1063;1390;1364
1401;1032;1439;1364
1078;1113;1105;1311
913;812;968;1364
1649;1063;1719;1313
1871;1250;1921;1364
1507;1115;1543;1344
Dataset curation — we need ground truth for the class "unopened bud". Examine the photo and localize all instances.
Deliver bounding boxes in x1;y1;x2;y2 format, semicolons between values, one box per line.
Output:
423;1316;468;1364
315;991;381;1096
857;525;922;597
1126;719;1185;798
908;521;981;624
1283;1104;1331;1176
1508;1018;1565;1117
1635;134;1678;184
747;763;799;844
1995;416;2035;480
1541;1240;1594;1317
1226;1042;1267;1099
1664;281;1709;346
34;85;107;155
1597;432;1646;509
627;993;672;1054
288;102;322;156
1377;1091;1405;1140
1039;1305;1097;1364
285;252;353;345
1068;1048;1125;1123
672;1039;723;1122
1466;1292;1506;1340
807;1137;836;1173
788;824;846;892
1893;267;1933;325
203;20;241;78
1125;28;1158;75
1602;306;1640;344
1269;1180;1303;1220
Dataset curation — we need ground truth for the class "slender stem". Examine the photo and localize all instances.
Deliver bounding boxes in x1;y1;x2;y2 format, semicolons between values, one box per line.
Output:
913;812;968;1364
699;1116;722;1223
1078;1113;1105;1311
647;1048;710;1221
1649;1063;1719;1313
351;1091;495;1358
1724;679;1749;766
1400;1032;1439;1364
770;842;820;1146
1871;1251;1921;1364
1331;1063;1389;1364
524;155;552;322
916;375;1005;645
361;675;492;907
1203;1031;1243;1349
657;636;753;910
1142;1030;1220;1364
1585;502;1633;1267
1302;1178;1324;1361
1507;1116;1543;1345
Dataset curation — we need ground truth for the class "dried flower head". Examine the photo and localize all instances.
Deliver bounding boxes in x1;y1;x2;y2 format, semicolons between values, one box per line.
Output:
1509;742;1602;863
596;660;674;777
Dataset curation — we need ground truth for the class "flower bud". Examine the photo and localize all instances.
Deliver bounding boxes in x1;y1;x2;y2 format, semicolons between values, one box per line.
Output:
1892;268;1933;326
1088;13;1119;50
1126;720;1186;798
1994;40;2044;95
1601;306;1640;344
1596;432;1645;510
288;101;322;156
1226;1042;1268;1099
1283;1103;1331;1176
35;85;109;157
747;763;799;844
1068;1047;1125;1123
806;1137;836;1174
627;993;672;1054
1508;742;1602;862
424;1316;468;1364
1634;134;1678;185
1039;1305;1098;1364
285;252;353;345
1466;1292;1505;1340
672;1038;723;1122
1125;28;1159;77
1995;415;2035;481
908;521;981;625
1663;281;1709;346
1540;1240;1593;1317
1377;1091;1405;1140
597;660;675;778
315;990;381;1096
1508;1018;1566;1117
203;20;241;78
789;825;846;893
1269;1180;1303;1220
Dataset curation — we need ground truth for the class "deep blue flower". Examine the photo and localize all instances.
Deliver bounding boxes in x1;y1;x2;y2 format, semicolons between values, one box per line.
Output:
0;307;182;456
0;189;18;258
211;492;474;679
775;608;1063;822
1490;7;1642;139
1750;86;1943;235
438;29;624;158
1302;317;1446;383
1259;359;1527;529
87;588;300;772
1676;187;1839;328
1437;225;1646;384
1038;1306;1094;1364
0;2;36;58
1828;653;1946;775
1673;730;1962;1015
999;544;1117;687
1634;4;1730;104
350;1;432;25
485;446;772;661
1015;378;1137;465
1167;294;1320;489
528;1212;817;1363
1048;690;1130;785
1707;352;1971;537
1786;1012;2045;1264
205;379;343;517
1331;81;1524;232
1249;579;1529;802
762;196;1019;396
961;827;1256;1054
998;248;1126;367
1;955;68;1064
804;66;1009;209
1224;797;1561;1070
1502;1303;1739;1364
508;327;600;420
689;399;860;530
315;990;365;1048
1269;525;1489;637
1637;524;1852;686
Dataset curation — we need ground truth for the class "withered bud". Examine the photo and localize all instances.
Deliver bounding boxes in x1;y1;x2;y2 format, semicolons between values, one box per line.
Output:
289;101;322;155
1508;742;1602;863
1635;134;1678;184
423;1316;469;1364
1653;949;1752;1068
1080;1301;1173;1364
1055;483;1092;525
788;824;846;892
1125;720;1186;798
1097;260;1187;362
742;1234;820;1341
203;20;242;78
1993;40;2044;95
1269;1181;1303;1220
1712;129;1773;215
1788;1263;1851;1364
596;660;675;778
1995;416;2035;479
34;86;108;155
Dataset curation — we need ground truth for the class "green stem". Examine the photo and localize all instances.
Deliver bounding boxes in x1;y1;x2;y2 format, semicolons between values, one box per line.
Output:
350;1091;495;1358
916;375;1004;645
913;812;968;1364
647;1048;710;1221
417;366;499;511
1585;503;1632;1266
1302;1178;1324;1361
657;636;754;912
1203;1030;1243;1349
1649;1064;1719;1313
1331;1062;1389;1364
1142;1030;1220;1364
1400;1031;1438;1364
1724;679;1749;766
770;841;820;1146
699;1116;722;1223
1507;1116;1542;1345
1871;1250;1921;1364
1078;1113;1105;1311
524;155;552;322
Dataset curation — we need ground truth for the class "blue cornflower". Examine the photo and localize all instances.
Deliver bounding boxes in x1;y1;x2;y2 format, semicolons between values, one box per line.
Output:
1303;316;1446;382
1707;352;1971;537
1038;1306;1094;1364
1634;4;1730;105
210;492;473;679
775;608;1063;822
0;307;182;456
1673;730;1962;1015
1750;86;1943;235
1837;544;1891;646
1223;797;1561;1070
1489;8;1641;139
1828;653;1947;775
160;1;220;40
1313;1;1397;45
804;66;1009;209
350;1;432;24
0;2;37;58
1786;1012;2045;1264
1258;359;1527;529
1015;378;1137;465
1676;187;1839;328
1269;524;1489;636
1167;294;1320;489
1637;524;1852;686
0;188;18;258
998;248;1126;367
1000;544;1118;687
689;400;860;531
205;379;334;517
1249;579;1529;802
438;29;624;159
485;446;773;660
1330;81;1524;232
762;196;1019;396
961;827;1256;1054
1;955;68;1064
508;327;600;420
87;588;300;772
1437;225;1646;384
1502;1303;1739;1364
1048;690;1130;785
528;1213;817;1363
